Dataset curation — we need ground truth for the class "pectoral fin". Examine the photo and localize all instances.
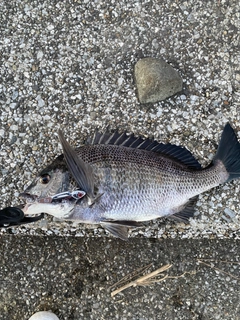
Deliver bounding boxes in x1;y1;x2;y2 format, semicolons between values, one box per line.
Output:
58;130;95;198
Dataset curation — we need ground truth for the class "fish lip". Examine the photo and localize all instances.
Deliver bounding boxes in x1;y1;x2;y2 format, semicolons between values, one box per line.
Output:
19;192;38;203
19;193;53;204
19;192;77;204
19;190;84;205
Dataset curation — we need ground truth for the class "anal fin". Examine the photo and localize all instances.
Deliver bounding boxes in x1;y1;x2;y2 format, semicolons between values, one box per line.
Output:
169;196;199;223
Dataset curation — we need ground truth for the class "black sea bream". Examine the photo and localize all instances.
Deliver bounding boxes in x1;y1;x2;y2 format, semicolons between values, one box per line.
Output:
21;123;240;240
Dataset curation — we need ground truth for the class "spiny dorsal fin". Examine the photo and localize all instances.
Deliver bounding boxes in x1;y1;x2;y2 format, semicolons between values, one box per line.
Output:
87;131;201;169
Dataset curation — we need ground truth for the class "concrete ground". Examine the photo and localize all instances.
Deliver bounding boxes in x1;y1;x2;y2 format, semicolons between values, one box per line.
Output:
0;0;239;319
0;236;239;320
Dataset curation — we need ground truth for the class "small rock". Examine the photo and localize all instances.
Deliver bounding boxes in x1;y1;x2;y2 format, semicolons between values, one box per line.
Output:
36;95;45;107
10;103;17;109
37;50;44;60
10;125;18;131
10;136;17;145
134;57;183;103
32;145;38;151
28;311;59;320
12;90;19;100
90;111;96;119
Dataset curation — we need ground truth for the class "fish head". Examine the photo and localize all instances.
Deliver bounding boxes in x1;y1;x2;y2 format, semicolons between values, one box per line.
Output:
20;155;70;202
19;154;89;219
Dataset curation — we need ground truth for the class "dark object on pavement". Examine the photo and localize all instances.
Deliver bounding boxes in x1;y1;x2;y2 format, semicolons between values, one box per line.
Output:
0;206;43;227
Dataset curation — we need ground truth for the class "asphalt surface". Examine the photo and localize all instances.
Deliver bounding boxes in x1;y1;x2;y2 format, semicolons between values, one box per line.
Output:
0;236;239;320
0;0;239;319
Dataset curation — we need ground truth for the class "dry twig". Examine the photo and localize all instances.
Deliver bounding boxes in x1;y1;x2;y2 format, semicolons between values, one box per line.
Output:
111;264;197;297
111;264;176;297
109;263;153;290
110;258;239;297
197;259;240;280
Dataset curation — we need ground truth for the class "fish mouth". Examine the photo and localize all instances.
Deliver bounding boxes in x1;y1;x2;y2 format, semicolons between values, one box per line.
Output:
19;192;39;203
19;192;57;205
19;190;86;204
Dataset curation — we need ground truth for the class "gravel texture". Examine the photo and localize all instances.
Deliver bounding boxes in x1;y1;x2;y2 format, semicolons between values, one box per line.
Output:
0;0;240;238
0;1;239;318
0;0;239;240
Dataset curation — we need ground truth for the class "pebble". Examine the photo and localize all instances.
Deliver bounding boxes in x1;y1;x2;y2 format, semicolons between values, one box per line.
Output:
36;95;45;107
134;57;183;103
28;311;59;320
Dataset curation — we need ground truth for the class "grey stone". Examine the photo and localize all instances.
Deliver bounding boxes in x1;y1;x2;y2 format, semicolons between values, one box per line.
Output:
134;58;183;103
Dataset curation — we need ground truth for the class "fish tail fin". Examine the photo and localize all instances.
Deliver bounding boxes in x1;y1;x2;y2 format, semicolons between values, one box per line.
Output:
214;123;240;182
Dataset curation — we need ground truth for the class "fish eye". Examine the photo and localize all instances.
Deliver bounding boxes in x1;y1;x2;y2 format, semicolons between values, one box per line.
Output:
40;174;51;184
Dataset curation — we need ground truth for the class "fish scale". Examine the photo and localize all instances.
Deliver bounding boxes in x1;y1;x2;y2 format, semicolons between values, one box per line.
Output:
73;145;227;221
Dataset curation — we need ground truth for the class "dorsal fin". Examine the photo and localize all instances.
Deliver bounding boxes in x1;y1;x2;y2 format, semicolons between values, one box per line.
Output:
87;131;201;169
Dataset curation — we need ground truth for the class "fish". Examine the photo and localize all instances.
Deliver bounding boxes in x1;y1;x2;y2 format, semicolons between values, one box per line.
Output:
20;123;240;240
